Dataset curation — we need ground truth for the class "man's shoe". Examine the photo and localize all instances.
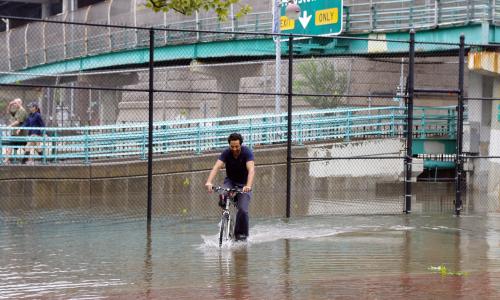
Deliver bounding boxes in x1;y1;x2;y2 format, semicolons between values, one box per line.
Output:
234;234;247;242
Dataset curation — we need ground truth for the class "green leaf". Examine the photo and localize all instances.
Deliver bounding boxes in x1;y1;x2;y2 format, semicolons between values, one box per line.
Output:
428;264;468;277
145;0;251;20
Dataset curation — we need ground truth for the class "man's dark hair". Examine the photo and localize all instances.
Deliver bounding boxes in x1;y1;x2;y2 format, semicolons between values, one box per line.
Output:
228;133;243;144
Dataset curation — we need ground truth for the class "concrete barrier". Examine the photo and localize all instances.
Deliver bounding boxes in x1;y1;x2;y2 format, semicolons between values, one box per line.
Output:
0;140;457;218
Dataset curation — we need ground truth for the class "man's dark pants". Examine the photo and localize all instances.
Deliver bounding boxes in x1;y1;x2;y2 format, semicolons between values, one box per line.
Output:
223;177;251;240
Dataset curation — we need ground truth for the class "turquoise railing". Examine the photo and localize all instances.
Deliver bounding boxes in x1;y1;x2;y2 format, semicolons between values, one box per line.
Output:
0;106;459;165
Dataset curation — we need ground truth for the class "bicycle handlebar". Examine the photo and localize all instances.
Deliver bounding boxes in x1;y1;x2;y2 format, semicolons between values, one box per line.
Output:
212;186;243;194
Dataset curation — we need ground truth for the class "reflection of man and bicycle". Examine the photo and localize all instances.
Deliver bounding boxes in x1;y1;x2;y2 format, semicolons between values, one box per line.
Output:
216;248;250;299
206;133;255;244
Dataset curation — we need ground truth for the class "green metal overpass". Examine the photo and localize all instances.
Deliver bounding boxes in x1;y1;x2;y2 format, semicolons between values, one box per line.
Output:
2;0;500;83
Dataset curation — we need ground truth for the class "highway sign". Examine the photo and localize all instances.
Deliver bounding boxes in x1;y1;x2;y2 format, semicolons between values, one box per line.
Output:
280;0;343;36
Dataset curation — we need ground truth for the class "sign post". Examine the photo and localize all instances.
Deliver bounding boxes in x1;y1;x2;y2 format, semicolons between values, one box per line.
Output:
273;0;282;115
280;0;343;36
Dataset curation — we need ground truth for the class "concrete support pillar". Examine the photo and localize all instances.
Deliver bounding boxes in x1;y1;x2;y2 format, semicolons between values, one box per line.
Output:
41;2;51;19
485;79;500;211
489;79;500;154
78;72;139;125
468;72;490;212
62;0;77;13
59;88;70;126
480;77;493;150
467;73;492;154
466;51;500;212
98;90;121;125
471;76;500;212
466;72;482;151
190;61;263;117
216;76;240;117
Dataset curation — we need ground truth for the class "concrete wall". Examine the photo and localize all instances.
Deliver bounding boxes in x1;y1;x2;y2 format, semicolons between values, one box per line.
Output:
0;140;470;220
307;139;423;178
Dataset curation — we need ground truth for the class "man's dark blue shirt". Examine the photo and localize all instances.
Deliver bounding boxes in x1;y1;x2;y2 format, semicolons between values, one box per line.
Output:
218;145;254;185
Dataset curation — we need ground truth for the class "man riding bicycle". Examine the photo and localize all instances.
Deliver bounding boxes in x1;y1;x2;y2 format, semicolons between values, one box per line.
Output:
205;133;255;242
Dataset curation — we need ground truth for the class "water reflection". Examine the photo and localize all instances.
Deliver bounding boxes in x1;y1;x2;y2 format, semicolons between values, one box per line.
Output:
400;216;411;293
1;215;500;299
142;224;153;299
282;239;292;300
216;248;249;299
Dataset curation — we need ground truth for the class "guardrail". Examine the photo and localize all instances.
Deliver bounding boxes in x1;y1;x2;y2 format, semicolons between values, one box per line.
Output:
0;0;498;72
0;106;458;165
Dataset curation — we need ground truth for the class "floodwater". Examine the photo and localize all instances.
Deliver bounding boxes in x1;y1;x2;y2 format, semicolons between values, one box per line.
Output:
1;214;500;299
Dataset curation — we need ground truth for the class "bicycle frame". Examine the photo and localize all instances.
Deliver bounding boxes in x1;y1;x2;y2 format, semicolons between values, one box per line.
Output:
213;186;241;246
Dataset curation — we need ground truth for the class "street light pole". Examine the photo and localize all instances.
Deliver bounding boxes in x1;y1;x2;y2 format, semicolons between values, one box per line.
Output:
283;0;300;218
273;0;282;115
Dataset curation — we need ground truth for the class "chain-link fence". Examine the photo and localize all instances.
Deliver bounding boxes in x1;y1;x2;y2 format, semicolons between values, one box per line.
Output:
0;16;499;223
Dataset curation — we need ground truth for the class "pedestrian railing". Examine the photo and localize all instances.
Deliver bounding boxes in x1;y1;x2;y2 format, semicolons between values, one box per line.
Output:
0;106;459;165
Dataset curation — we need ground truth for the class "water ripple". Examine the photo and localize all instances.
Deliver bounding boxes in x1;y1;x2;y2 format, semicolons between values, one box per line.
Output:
1;214;500;299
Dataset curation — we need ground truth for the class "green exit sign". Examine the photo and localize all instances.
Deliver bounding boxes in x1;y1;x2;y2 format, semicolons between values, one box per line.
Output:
280;0;343;36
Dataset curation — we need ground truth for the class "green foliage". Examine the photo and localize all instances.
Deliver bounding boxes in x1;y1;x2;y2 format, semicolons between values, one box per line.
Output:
294;59;348;109
0;101;8;122
146;0;252;21
0;100;6;112
428;264;468;276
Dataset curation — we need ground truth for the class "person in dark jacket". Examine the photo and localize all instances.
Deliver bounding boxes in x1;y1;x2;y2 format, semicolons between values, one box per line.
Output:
22;102;45;165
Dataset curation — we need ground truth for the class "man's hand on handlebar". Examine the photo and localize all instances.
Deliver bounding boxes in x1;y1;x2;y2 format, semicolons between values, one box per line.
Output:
242;186;252;193
205;182;213;193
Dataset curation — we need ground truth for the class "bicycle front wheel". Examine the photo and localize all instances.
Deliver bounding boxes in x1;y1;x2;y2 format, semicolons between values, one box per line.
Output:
219;214;229;246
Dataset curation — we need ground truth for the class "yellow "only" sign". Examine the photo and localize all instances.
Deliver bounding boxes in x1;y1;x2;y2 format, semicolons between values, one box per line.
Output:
315;8;338;26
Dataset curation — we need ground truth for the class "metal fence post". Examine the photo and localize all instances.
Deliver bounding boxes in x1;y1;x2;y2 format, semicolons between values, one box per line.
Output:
6;27;12;71
147;28;155;224
42;129;47;164
24;24;29;68
42;22;47;64
455;34;465;215
344;6;350;32
84;129;89;164
345;111;351;142
370;4;375;30
286;36;294;218
249;119;254;148
142;127;147;160
0;127;4;164
405;30;415;214
196;122;202;154
436;0;442;25
391;108;396;137
492;0;496;22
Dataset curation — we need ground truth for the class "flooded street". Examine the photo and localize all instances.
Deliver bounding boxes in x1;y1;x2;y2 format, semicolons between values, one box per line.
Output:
1;214;500;299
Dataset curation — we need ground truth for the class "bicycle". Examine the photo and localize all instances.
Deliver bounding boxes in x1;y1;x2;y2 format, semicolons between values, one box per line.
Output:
212;186;242;246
